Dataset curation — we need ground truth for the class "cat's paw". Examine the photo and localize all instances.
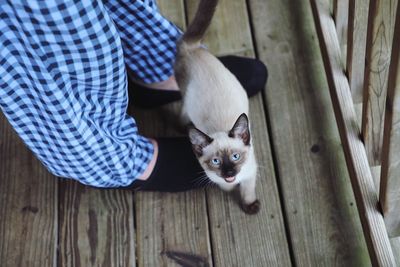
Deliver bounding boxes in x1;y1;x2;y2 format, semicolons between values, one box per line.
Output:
242;199;260;215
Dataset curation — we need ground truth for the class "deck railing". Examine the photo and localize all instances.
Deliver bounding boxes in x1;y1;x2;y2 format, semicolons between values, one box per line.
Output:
310;0;400;265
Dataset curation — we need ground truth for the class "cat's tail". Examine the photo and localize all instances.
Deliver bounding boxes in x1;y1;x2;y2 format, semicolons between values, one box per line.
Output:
180;0;218;48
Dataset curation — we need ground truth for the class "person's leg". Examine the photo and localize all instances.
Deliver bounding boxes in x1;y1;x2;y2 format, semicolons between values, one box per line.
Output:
0;0;204;191
102;0;182;108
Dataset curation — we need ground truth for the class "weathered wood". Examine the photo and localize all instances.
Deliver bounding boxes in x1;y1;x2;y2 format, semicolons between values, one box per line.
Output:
157;0;186;29
347;0;370;103
362;0;399;166
332;0;337;16
135;190;212;267
132;2;213;266
186;0;254;57
205;99;292;266
184;0;293;265
379;2;400;237
310;0;396;265
330;0;335;15
252;0;371;265
58;182;135;266
390;237;400;265
333;0;349;69
0;113;57;267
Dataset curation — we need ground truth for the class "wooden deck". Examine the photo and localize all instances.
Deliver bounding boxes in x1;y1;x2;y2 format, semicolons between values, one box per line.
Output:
1;0;399;266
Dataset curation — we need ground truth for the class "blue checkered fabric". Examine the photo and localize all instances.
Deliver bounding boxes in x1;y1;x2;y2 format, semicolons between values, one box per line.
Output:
0;0;180;187
103;0;182;83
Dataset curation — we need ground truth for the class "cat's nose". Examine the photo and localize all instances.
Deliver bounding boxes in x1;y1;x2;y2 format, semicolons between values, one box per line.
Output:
226;170;236;177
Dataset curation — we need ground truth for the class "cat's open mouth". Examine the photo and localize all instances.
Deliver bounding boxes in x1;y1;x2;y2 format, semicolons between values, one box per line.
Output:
224;176;236;183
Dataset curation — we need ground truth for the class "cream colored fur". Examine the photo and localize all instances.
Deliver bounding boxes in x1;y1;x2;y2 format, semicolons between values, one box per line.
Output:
178;46;258;206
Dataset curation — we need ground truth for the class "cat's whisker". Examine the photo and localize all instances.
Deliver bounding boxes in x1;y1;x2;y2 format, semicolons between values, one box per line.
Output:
205;180;216;189
194;180;207;187
195;175;208;182
192;175;211;187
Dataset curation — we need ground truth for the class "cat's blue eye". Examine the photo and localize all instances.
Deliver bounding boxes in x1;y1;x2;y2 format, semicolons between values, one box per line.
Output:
211;158;220;165
231;153;241;161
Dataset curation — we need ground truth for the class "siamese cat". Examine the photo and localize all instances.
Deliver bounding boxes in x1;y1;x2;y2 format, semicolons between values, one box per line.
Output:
174;0;259;214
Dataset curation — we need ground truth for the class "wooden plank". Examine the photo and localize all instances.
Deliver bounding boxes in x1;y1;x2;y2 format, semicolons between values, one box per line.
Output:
132;2;213;266
380;2;400;237
330;0;335;15
347;0;370;103
361;0;399;166
185;0;254;57
390;237;400;265
332;0;337;16
135;190;211;267
251;0;371;265
0;113;57;267
333;0;349;69
157;0;186;29
58;182;135;266
204;100;293;266
185;0;292;265
310;0;396;265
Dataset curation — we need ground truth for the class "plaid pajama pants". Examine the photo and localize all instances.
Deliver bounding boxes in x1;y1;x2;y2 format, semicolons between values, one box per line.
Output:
0;0;181;187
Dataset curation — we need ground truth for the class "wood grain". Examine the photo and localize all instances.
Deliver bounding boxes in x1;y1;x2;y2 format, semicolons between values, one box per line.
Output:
135;190;211;267
251;0;373;265
333;0;349;69
390;237;400;266
157;0;186;29
379;1;400;237
58;181;135;266
0;113;57;267
310;0;396;264
185;0;254;57
132;1;212;266
347;0;370;103
204;99;292;266
362;0;399;166
183;0;293;265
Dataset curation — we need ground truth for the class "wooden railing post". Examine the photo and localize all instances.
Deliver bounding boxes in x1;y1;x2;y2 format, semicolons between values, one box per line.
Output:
347;0;369;103
310;0;396;265
333;0;349;69
379;0;400;237
361;0;399;167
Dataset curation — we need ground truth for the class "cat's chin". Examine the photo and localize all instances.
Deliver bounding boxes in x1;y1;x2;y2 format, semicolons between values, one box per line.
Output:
213;179;239;191
205;172;239;190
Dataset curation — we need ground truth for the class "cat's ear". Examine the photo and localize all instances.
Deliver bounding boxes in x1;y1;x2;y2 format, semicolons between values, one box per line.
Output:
229;113;250;145
188;126;214;157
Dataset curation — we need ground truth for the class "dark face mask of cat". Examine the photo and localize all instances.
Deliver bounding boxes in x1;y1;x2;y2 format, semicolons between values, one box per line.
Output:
205;149;248;183
189;113;251;184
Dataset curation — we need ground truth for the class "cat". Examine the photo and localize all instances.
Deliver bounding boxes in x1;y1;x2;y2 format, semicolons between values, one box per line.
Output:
174;0;259;214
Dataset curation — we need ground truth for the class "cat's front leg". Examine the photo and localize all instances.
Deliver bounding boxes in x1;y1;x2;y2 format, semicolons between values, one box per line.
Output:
239;175;259;214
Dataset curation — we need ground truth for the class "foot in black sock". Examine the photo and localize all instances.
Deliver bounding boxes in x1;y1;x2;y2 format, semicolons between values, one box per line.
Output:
128;137;207;192
129;86;182;109
128;55;268;109
219;56;268;97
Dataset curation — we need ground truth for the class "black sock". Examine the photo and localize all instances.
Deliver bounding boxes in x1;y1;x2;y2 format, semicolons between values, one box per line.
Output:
219;55;268;97
128;55;268;109
128;84;182;109
128;137;207;192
